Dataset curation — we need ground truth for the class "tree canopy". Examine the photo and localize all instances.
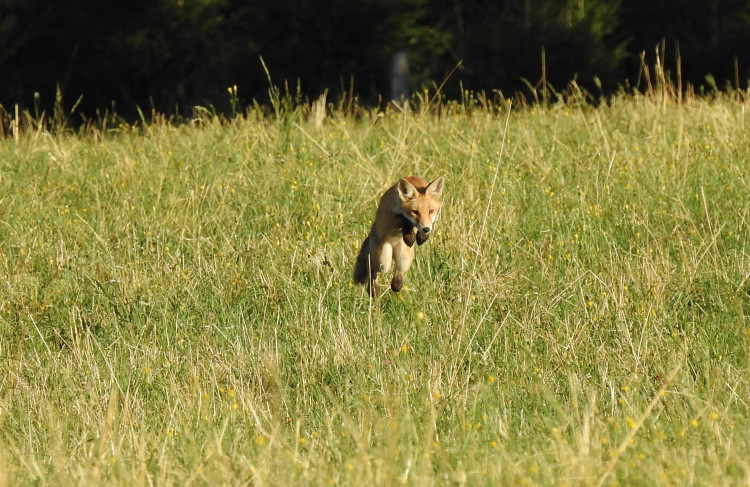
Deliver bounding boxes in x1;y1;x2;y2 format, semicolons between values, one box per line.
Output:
2;0;749;116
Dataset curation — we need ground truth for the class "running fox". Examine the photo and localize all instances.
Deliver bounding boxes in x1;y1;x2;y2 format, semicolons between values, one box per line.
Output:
353;176;445;296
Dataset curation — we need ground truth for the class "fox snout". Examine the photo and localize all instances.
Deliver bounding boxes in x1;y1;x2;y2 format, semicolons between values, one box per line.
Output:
407;218;433;235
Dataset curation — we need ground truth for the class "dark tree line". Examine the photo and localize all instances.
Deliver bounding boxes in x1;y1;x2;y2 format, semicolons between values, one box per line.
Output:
2;0;750;117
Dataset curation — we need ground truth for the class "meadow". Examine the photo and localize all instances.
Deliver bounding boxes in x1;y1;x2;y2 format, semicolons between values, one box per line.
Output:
0;89;749;486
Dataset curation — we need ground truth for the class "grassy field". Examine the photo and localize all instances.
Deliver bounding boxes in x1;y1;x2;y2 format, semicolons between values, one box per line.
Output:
1;91;749;486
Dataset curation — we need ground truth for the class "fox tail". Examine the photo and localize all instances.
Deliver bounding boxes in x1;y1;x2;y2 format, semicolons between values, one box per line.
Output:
353;236;372;284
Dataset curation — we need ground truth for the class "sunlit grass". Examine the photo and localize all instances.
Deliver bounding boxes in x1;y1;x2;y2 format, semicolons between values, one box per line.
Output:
1;93;749;485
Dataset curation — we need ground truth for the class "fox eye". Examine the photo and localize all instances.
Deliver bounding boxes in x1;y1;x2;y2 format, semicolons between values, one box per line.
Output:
412;210;420;216
429;209;435;215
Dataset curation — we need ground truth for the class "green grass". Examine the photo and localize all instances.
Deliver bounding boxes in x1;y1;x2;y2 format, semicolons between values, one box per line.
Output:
1;94;749;486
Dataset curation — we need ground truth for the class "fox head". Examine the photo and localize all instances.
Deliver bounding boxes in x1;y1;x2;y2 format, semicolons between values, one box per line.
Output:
397;176;445;235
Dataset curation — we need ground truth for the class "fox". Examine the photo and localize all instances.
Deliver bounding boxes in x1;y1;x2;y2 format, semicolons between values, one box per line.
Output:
353;176;445;296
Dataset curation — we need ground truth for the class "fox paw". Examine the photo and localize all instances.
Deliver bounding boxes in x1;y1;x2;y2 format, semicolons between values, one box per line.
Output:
391;275;403;292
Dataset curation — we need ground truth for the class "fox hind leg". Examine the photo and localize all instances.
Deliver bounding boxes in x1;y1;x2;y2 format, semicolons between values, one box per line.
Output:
356;238;394;296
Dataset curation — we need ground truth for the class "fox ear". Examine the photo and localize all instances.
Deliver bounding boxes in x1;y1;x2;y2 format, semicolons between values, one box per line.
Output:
426;176;444;198
397;178;418;201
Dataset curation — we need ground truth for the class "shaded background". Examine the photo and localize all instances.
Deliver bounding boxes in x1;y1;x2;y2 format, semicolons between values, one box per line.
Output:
2;0;750;117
